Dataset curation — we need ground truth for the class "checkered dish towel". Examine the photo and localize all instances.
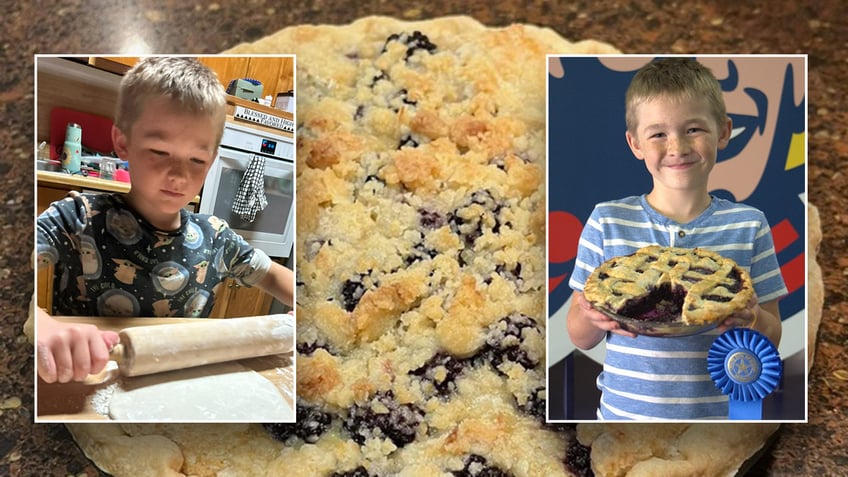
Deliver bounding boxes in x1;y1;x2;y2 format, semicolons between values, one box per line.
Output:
231;154;268;222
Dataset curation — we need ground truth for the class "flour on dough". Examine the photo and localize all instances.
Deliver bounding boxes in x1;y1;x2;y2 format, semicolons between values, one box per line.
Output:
108;361;294;422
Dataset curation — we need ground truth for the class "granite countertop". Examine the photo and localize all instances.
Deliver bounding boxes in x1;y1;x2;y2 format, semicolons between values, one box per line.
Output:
2;1;846;476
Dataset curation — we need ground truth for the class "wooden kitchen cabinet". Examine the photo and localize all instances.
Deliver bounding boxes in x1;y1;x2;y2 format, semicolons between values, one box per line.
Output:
199;57;250;89
209;278;274;318
37;56;293;145
87;57;136;75
246;56;294;100
79;56;294;104
200;56;294;105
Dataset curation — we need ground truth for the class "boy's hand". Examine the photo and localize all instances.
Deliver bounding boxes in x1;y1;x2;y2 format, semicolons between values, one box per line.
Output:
575;293;638;338
716;294;759;333
36;310;120;383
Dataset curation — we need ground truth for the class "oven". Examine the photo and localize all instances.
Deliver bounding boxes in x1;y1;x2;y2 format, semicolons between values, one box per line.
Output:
199;121;295;258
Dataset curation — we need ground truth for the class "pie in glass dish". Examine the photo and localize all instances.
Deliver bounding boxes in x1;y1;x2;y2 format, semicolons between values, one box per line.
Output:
583;245;754;328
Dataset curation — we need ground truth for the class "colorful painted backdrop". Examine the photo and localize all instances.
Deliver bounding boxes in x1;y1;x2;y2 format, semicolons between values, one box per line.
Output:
547;56;807;418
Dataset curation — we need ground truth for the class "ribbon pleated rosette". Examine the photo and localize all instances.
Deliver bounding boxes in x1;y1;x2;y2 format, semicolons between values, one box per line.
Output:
708;328;782;420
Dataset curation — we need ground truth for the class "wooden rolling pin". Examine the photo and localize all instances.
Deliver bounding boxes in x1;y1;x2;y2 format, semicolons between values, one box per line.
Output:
108;314;294;377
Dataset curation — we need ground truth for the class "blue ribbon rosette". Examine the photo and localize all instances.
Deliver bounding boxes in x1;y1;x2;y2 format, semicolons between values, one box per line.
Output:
708;328;782;420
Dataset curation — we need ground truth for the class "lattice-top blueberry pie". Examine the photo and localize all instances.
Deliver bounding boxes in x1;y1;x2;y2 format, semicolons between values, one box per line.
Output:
583;245;754;326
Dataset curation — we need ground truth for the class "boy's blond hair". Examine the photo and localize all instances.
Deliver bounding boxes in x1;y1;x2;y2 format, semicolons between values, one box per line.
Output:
115;57;226;140
625;58;727;133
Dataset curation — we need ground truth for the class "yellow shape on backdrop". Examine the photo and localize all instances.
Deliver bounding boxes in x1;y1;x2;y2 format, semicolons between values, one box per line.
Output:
785;132;805;170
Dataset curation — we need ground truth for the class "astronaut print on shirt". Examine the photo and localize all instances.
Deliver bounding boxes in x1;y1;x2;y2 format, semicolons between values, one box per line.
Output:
36;192;268;318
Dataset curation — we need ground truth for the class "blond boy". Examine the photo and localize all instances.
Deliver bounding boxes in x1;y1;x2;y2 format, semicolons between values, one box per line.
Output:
567;59;785;419
35;57;294;383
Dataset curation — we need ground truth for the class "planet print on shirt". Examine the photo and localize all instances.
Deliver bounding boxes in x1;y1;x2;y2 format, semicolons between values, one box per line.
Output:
184;290;210;317
97;289;140;317
184;221;204;250
151;261;190;296
105;209;142;245
36;245;59;271
79;235;102;279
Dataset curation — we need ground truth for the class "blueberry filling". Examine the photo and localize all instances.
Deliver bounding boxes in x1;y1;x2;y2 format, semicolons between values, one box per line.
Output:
448;190;503;250
364;174;386;185
370;71;389;86
483;314;541;371
617;283;686;322
263;404;333;444
701;294;732;303
488;344;535;370
518;386;546;423
399;135;419;149
489;155;507;171
383;31;437;60
343;391;424;447
405;242;439;266
398;88;417;106
409;352;470;398
297;340;333;356
330;467;372;477
452;454;512;477
341;273;375;312
564;440;593;477
419;208;446;229
448;214;479;246
726;268;744;293
495;263;523;285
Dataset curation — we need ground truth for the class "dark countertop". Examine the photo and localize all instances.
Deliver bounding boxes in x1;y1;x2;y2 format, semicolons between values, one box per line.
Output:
2;1;846;476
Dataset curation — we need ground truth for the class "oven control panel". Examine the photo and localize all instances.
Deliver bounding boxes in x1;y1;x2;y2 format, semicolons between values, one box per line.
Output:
260;138;277;156
221;121;294;161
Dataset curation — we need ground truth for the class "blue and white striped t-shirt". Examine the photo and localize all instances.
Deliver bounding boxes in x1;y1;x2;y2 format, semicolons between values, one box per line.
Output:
569;194;788;420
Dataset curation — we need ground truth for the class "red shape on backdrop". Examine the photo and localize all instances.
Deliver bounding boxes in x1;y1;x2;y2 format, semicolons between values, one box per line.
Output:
549;211;584;295
549;211;583;263
549;275;567;294
781;252;805;294
771;218;799;254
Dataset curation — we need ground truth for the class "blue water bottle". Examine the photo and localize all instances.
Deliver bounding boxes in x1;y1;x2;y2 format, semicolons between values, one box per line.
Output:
61;122;82;174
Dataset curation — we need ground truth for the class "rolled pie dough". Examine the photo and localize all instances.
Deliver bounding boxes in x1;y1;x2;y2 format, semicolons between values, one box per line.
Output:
108;361;294;422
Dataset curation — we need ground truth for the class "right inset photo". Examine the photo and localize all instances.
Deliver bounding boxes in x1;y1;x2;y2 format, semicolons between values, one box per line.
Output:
547;55;807;422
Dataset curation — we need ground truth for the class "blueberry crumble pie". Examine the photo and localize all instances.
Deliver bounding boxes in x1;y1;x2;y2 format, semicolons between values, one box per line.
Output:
60;16;786;477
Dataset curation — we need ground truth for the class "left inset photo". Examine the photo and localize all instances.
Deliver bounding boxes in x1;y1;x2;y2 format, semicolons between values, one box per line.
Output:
34;55;296;422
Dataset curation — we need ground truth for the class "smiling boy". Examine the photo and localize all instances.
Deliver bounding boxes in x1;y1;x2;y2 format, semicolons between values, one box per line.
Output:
35;57;294;383
566;58;786;420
